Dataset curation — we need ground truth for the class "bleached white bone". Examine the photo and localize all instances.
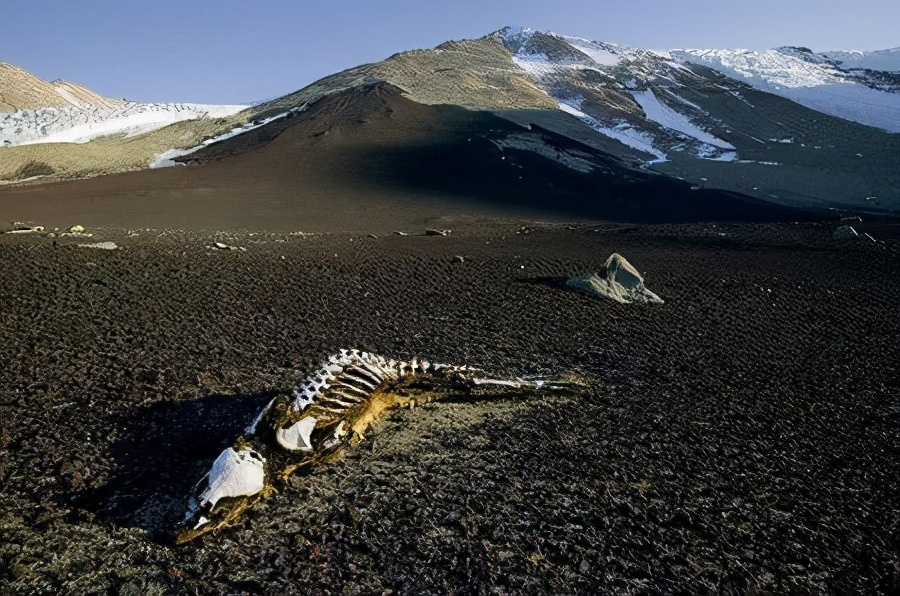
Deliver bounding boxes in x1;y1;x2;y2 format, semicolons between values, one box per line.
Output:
275;417;318;451
199;447;266;510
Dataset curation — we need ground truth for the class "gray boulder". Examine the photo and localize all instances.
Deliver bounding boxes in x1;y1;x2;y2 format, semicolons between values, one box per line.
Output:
567;253;663;304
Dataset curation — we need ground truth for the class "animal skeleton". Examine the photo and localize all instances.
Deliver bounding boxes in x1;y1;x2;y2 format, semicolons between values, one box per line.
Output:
177;349;581;543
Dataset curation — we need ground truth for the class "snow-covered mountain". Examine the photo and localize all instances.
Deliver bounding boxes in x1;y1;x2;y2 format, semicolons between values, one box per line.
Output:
821;48;900;75
499;28;900;153
0;62;247;147
499;27;740;163
671;46;900;131
485;27;898;212
2;30;897;214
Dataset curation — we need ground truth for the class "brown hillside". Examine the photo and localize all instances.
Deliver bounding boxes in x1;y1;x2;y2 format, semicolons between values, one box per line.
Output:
0;62;126;112
0;62;69;111
0;83;806;232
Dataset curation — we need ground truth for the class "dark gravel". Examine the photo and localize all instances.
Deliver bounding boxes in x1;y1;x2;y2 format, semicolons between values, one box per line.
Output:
1;220;897;594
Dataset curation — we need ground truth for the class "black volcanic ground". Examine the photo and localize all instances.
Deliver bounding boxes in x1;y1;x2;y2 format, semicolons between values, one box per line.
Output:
0;84;812;233
1;220;897;593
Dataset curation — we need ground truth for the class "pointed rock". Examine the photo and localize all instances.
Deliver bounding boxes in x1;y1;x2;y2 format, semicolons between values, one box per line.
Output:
567;252;663;304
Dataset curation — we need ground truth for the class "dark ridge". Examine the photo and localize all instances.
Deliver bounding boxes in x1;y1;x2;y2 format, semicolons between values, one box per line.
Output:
0;82;816;232
174;82;816;224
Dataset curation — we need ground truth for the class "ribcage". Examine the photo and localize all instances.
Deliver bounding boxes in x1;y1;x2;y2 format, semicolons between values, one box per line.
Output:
178;350;577;543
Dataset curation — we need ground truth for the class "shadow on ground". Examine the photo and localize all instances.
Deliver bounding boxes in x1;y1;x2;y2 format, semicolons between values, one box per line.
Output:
74;392;275;538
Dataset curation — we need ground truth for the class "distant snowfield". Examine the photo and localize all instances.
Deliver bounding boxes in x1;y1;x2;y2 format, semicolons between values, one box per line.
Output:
673;48;900;132
823;48;900;73
1;102;248;147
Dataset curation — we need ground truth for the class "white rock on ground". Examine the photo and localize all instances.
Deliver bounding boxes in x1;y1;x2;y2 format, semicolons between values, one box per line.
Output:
199;447;266;509
7;225;45;234
77;241;118;250
567;252;664;304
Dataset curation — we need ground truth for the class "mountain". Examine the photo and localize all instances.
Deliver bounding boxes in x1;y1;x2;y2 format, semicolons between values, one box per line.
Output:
2;29;898;228
0;62;247;182
0;81;807;232
177;28;897;214
0;62;125;112
493;28;898;213
0;62;247;147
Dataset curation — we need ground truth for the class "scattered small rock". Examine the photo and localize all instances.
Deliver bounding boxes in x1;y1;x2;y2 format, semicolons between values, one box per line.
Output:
60;224;93;238
453;255;465;264
425;229;451;236
393;231;408;236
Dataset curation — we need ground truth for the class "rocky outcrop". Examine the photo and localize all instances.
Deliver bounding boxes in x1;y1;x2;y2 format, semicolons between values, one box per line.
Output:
567;252;663;304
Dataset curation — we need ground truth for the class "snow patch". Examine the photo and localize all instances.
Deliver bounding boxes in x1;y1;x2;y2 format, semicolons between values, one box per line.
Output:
660;89;705;112
632;90;735;149
512;53;556;78
561;35;622;66
708;151;738;162
559;101;667;162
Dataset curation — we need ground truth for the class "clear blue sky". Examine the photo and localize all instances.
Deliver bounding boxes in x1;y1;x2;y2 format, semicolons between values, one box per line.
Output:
3;0;898;105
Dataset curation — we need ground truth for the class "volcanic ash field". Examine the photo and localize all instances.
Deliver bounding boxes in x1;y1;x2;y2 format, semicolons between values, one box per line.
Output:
0;220;898;593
